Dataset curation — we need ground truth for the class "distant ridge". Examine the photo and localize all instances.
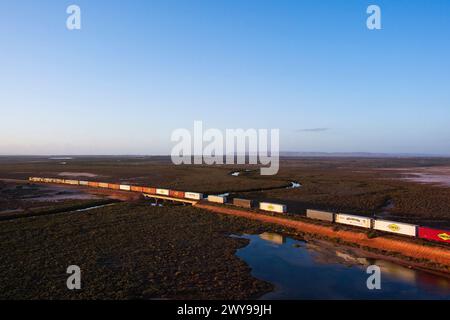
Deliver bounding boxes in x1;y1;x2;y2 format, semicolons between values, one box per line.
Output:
279;152;450;158
1;153;450;158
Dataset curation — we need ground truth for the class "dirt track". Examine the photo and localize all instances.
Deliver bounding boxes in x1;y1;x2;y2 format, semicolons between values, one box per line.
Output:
194;203;450;268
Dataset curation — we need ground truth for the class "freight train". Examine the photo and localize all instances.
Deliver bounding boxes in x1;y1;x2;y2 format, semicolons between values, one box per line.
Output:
304;210;450;244
28;177;203;201
28;177;450;245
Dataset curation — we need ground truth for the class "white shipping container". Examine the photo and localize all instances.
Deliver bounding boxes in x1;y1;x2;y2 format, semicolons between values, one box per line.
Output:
119;185;131;191
373;219;417;236
208;195;227;204
335;213;372;229
99;182;109;188
79;181;89;186
185;192;203;200
156;188;170;196
259;202;287;213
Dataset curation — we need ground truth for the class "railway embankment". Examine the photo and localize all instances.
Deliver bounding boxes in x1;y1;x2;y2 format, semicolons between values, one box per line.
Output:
194;203;450;271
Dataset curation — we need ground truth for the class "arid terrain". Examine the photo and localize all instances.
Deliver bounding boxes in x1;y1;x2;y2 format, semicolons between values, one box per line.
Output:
1;156;450;299
0;202;293;299
1;156;450;227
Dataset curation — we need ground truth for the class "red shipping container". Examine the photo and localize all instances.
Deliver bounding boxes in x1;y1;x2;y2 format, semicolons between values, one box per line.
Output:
108;184;120;190
142;187;156;194
169;190;185;199
88;182;100;188
131;186;144;193
418;227;450;244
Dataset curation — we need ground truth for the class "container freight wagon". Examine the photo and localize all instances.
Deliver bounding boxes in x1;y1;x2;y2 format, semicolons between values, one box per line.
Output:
259;202;287;214
233;198;254;208
142;187;157;194
156;188;170;196
64;180;79;185
169;190;185;199
306;209;334;222
88;181;100;188
418;227;450;244
108;183;120;190
98;182;109;188
119;185;131;191
79;181;89;186
373;219;417;237
185;192;203;200
208;195;227;204
131;186;144;193
335;213;372;229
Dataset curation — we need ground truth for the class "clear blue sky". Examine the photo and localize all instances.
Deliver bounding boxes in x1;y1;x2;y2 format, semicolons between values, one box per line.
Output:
1;0;450;155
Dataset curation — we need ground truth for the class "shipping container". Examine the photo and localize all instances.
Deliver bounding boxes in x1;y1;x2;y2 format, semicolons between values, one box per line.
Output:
55;179;65;184
108;184;120;190
169;190;185;198
335;213;372;229
98;182;109;188
64;180;79;185
185;192;203;200
259;202;287;214
120;185;131;191
88;181;100;188
79;181;89;186
233;198;254;208
156;188;170;196
373;219;417;237
208;195;227;204
418;227;450;244
142;187;156;194
131;186;144;193
306;209;334;222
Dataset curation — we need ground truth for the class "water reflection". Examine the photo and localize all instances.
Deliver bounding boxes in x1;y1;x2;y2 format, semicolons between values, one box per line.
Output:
234;233;450;299
259;232;286;245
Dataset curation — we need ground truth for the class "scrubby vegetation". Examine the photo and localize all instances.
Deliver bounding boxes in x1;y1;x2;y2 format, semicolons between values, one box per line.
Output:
1;156;450;227
0;202;287;300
